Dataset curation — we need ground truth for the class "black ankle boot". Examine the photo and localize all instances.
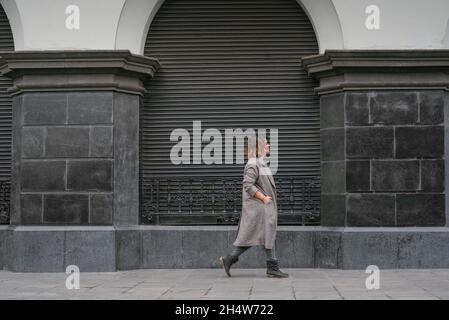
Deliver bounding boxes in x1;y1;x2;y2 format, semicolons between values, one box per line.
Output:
266;259;289;278
219;254;238;277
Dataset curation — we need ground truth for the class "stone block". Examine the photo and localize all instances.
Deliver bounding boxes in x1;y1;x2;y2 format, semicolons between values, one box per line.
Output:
314;231;342;268
116;229;141;270
68;92;113;124
142;230;184;268
347;127;394;158
43;194;89;224
420;91;444;124
113;93;140;225
321;128;344;161
395;126;444;158
20;194;42;224
345;92;369;125
65;230;115;272
321;161;345;194
12;230;65;272
346;160;370;192
22;127;44;158
371;92;418;124
372;160;419;191
182;230;230;268
347;194;395;227
90;126;113;158
67;160;113;192
321;194;346;226
21;161;66;191
320;93;344;129
90;194;113;225
398;232;449;268
341;231;399;269
275;230;314;268
45;127;89;158
23;93;67;125
421;160;444;192
396;193;445;226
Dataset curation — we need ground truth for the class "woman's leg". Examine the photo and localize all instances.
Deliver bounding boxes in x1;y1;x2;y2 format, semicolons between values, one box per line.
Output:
264;244;289;278
220;246;251;277
264;246;277;261
230;246;251;259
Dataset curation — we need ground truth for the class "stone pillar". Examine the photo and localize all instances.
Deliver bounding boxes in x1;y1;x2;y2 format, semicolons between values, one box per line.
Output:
0;51;159;271
303;51;446;227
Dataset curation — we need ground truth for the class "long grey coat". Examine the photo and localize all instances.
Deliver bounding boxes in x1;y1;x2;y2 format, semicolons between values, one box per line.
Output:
233;157;278;250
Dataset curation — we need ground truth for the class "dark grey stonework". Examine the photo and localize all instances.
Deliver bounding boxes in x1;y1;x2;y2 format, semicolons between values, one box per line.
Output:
320;194;346;227
6;227;115;272
45;127;90;158
12;91;134;225
22;93;67;125
372;160;419;191
3;226;449;271
321;93;344;129
396;126;444;158
321;128;344;161
345;92;369;125
316;88;445;227
43;194;89;224
118;226;449;270
90;194;113;225
113;93;140;225
22;127;44;158
0;228;8;269
11;230;66;272
65;230;115;272
346;127;394;159
67;160;113;192
20;194;42;224
396;193;445;226
90;126;113;158
116;229;141;270
321;161;345;194
341;231;400;269
347;194;395;227
0;51;161;272
21;161;66;191
346;160;370;192
68;92;113;124
421;160;445;192
420;91;444;124
371;92;418;125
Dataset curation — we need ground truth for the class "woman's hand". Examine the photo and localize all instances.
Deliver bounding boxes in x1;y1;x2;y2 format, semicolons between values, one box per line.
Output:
255;191;272;204
262;196;272;204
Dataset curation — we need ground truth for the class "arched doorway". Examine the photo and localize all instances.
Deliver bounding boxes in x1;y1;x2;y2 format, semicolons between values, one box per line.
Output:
0;3;14;224
140;0;320;225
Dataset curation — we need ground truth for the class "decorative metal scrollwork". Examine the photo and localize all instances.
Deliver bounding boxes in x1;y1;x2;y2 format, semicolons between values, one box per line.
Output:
0;181;10;224
140;176;320;225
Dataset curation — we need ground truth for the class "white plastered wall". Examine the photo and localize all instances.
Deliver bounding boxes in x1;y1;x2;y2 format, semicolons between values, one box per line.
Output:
1;0;449;54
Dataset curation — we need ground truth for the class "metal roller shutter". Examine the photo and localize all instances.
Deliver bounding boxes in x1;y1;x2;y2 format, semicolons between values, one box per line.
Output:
0;5;13;224
141;0;320;225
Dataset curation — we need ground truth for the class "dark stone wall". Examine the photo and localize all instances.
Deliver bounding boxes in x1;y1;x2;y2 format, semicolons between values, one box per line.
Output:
11;91;139;226
321;90;445;227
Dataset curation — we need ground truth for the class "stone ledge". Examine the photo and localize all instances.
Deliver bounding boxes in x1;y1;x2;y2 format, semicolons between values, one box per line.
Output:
0;50;160;95
2;226;449;272
302;50;449;94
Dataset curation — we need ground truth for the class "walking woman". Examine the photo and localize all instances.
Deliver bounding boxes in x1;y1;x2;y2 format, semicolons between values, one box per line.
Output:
219;137;288;278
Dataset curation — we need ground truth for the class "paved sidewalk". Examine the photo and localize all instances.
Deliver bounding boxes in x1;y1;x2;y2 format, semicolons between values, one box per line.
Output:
1;268;449;300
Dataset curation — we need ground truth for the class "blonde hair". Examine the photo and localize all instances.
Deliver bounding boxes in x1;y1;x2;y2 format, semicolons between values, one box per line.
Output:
244;136;267;159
